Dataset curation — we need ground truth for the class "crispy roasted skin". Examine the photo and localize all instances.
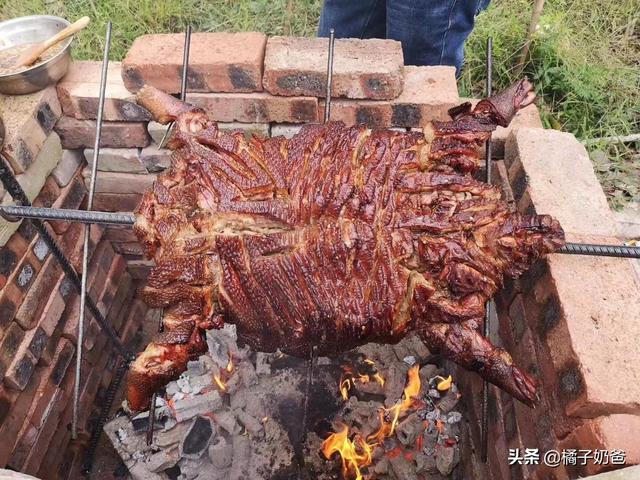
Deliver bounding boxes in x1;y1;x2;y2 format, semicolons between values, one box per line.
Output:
127;79;564;412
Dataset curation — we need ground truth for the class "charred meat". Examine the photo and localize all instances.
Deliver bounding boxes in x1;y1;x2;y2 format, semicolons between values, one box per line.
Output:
127;79;564;412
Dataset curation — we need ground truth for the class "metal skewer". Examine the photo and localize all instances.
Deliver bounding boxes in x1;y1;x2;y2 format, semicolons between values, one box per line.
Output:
481;37;493;464
157;25;192;150
323;28;335;123
147;25;192;447
73;20;113;440
0;205;135;225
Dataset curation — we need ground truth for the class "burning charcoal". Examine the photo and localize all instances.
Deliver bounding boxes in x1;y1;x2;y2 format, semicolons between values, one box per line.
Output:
189;374;213;395
177;374;192;394
389;454;418;480
243;394;266;420
173;392;185;401
214;409;241;435
156;423;190;448
373;456;390;475
187;360;206;376
436;389;459;414
173;391;222;422
235;409;265;439
229;435;251;480
395;412;423;446
177;457;204;480
238;359;258;388
180;416;214;460
384;365;408;407
447;411;462;424
436;445;459;475
415;453;438;474
427;389;440;399
129;462;164;480
255;352;272;375
418;365;438;386
229;391;247;410
145;446;180;473
403;355;417;366
209;436;234;469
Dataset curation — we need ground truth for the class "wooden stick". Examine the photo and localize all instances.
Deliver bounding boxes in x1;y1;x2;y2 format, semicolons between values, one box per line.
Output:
514;0;545;76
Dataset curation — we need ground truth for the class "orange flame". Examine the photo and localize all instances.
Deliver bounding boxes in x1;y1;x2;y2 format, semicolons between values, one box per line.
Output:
213;374;227;392
226;354;234;373
325;365;421;479
321;424;373;480
339;360;386;401
368;365;421;444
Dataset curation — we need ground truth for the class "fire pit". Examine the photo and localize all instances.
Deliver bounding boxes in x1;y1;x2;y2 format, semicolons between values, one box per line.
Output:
104;314;465;480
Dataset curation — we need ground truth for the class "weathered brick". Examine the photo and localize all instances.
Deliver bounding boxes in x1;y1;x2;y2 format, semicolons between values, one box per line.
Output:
92;192;143;212
49;339;75;387
0;132;63;247
264;37;404;100
14;255;61;330
52;149;84;187
322;66;459;128
104;226;138;243
540;236;640;417
219;122;270;138
82;167;156;194
38;273;68;337
4;346;37;391
126;259;155;279
58;61;152;121
0;322;25;378
122;32;267;94
0;231;29;283
559;414;640;477
505;128;618;238
49;174;87;234
140;144;171;172
32;176;61;209
186;91;318;123
112;241;145;256
55;117;150;149
84;147;146;173
0;86;61;173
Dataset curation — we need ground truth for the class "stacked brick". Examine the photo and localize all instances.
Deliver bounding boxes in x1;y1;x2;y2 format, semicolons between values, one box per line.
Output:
456;123;640;480
0;89;147;478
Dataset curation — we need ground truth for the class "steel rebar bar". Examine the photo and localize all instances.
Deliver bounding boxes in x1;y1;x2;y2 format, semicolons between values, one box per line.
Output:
481;36;493;464
73;20;113;440
0;205;135;225
323;28;335;123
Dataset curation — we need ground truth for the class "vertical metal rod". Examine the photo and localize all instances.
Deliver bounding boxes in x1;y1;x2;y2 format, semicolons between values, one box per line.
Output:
323;28;335;123
157;25;192;149
481;36;493;464
148;25;192;445
73;21;112;440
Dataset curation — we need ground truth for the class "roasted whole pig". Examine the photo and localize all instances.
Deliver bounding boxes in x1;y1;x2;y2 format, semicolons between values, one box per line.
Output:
127;79;565;412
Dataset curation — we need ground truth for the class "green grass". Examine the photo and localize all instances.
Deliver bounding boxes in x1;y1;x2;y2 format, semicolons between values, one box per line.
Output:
2;0;638;206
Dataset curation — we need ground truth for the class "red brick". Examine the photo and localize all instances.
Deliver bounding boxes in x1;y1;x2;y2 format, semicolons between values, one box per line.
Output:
4;342;38;391
14;255;61;329
126;259;154;279
186;91;318;123
112;241;145;256
81;167;156;194
505;128;618;239
0;322;25;378
0;283;21;337
49;339;75;387
57;61;152;121
559;414;640;477
0;86;61;173
122;32;267;94
49;175;87;234
0;231;30;281
38;274;67;338
104;226;138;243
92;192;143;212
540;236;640;418
54;116;150;149
322;66;459;128
32;176;61;209
264;36;403;100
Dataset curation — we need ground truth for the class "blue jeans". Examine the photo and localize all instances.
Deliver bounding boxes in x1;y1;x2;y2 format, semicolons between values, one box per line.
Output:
318;0;490;75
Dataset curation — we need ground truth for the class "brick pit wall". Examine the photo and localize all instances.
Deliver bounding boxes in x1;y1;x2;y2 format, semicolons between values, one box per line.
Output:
0;32;638;480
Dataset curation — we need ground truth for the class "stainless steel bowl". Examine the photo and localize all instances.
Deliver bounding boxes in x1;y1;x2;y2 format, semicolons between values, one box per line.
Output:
0;15;73;95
